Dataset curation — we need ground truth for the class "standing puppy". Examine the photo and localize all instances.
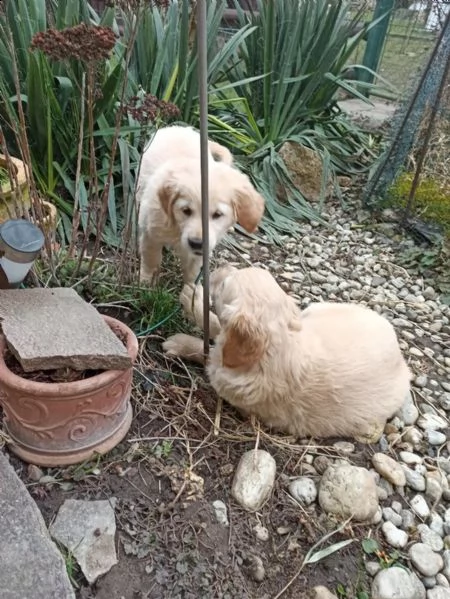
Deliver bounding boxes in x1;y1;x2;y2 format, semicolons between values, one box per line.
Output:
163;266;411;440
136;126;265;284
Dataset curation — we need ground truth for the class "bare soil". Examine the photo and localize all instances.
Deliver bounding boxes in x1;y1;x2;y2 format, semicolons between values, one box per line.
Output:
7;328;383;599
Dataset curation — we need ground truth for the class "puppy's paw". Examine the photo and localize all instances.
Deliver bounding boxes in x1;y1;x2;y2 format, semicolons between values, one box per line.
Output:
140;269;159;287
163;334;205;365
162;334;189;357
179;283;200;315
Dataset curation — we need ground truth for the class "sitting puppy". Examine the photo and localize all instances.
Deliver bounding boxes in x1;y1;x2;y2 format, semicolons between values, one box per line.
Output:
136;126;265;284
163;266;411;440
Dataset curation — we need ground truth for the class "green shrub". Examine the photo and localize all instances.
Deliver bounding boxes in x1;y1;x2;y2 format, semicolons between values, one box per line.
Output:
207;0;380;240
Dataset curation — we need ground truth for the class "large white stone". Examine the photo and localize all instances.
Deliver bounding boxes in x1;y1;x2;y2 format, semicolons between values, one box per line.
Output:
371;566;426;599
231;450;276;512
409;543;444;577
318;464;378;521
372;453;406;486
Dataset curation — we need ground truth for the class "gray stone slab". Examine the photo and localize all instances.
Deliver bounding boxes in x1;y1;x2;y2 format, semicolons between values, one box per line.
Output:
0;287;131;372
338;98;397;132
50;498;118;584
0;450;75;599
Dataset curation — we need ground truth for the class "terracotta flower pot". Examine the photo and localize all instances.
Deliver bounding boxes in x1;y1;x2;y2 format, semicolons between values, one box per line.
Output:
0;316;139;467
0;154;31;223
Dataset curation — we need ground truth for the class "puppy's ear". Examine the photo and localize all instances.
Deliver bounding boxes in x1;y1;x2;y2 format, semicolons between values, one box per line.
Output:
158;178;178;223
234;181;265;234
222;313;266;369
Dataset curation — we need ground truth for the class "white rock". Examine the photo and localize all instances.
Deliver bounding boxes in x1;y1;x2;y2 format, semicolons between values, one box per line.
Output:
427;587;450;599
371;566;426;599
392;501;403;514
288;477;317;506
417;413;448;431
403;509;417;530
402;466;426;491
409;543;444;577
366;560;382;576
424;430;447;445
404;427;424;448
396;393;419;425
383;507;403;527
246;554;265;582
312;586;339;599
426;477;443;504
423;576;437;589
372;505;383;524
411;495;431;519
333;441;355;455
442;550;450;577
399;451;423;465
418;524;444;552
232;450;276;512
410;347;424;357
253;524;269;542
429;513;445;537
382;521;409;549
372;453;406;486
444;510;450;535
318;465;379;521
436;574;450;588
212;500;229;527
49;499;117;584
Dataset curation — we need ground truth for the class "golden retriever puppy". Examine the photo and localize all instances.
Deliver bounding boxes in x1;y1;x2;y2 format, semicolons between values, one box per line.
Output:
136;126;265;284
163;266;411;440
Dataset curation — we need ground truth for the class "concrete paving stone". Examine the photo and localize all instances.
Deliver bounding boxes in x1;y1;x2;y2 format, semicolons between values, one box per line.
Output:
0;450;75;599
0;287;131;372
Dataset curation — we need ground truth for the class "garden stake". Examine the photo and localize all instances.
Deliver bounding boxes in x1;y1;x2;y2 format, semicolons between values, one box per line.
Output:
197;0;223;435
197;0;210;359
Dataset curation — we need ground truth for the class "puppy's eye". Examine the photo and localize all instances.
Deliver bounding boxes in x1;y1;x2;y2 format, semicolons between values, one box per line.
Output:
212;210;223;220
182;207;192;217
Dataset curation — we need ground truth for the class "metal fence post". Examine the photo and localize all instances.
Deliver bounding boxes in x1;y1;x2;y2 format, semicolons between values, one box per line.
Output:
358;0;395;91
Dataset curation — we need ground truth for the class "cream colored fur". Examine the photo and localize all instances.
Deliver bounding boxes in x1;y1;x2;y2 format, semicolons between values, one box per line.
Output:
163;266;411;440
136;126;265;284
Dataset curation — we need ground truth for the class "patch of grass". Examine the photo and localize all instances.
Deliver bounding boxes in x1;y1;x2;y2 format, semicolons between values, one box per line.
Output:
389;172;450;237
0;165;8;186
34;251;190;337
362;537;405;570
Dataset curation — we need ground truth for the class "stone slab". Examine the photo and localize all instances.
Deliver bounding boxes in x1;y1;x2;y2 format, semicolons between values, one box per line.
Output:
49;498;118;584
0;450;75;599
0;287;131;372
338;98;397;132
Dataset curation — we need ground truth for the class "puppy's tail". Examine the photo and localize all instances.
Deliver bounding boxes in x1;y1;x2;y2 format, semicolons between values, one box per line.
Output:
208;140;233;166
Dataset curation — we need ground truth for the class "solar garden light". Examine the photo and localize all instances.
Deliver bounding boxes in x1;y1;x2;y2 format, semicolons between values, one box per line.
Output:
0;219;44;289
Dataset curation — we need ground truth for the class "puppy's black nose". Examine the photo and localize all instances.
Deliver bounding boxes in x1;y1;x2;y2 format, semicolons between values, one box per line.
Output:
188;237;203;251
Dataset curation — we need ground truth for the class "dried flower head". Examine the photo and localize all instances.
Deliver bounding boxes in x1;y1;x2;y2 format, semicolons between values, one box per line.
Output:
109;0;169;10
124;93;180;125
30;24;116;63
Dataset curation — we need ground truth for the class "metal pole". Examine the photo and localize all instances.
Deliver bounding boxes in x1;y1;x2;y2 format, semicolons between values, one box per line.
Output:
357;0;395;93
197;0;210;357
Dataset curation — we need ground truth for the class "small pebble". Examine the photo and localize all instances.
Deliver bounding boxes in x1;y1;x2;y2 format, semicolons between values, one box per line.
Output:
411;494;431;519
288;477;317;506
382;521;409;549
